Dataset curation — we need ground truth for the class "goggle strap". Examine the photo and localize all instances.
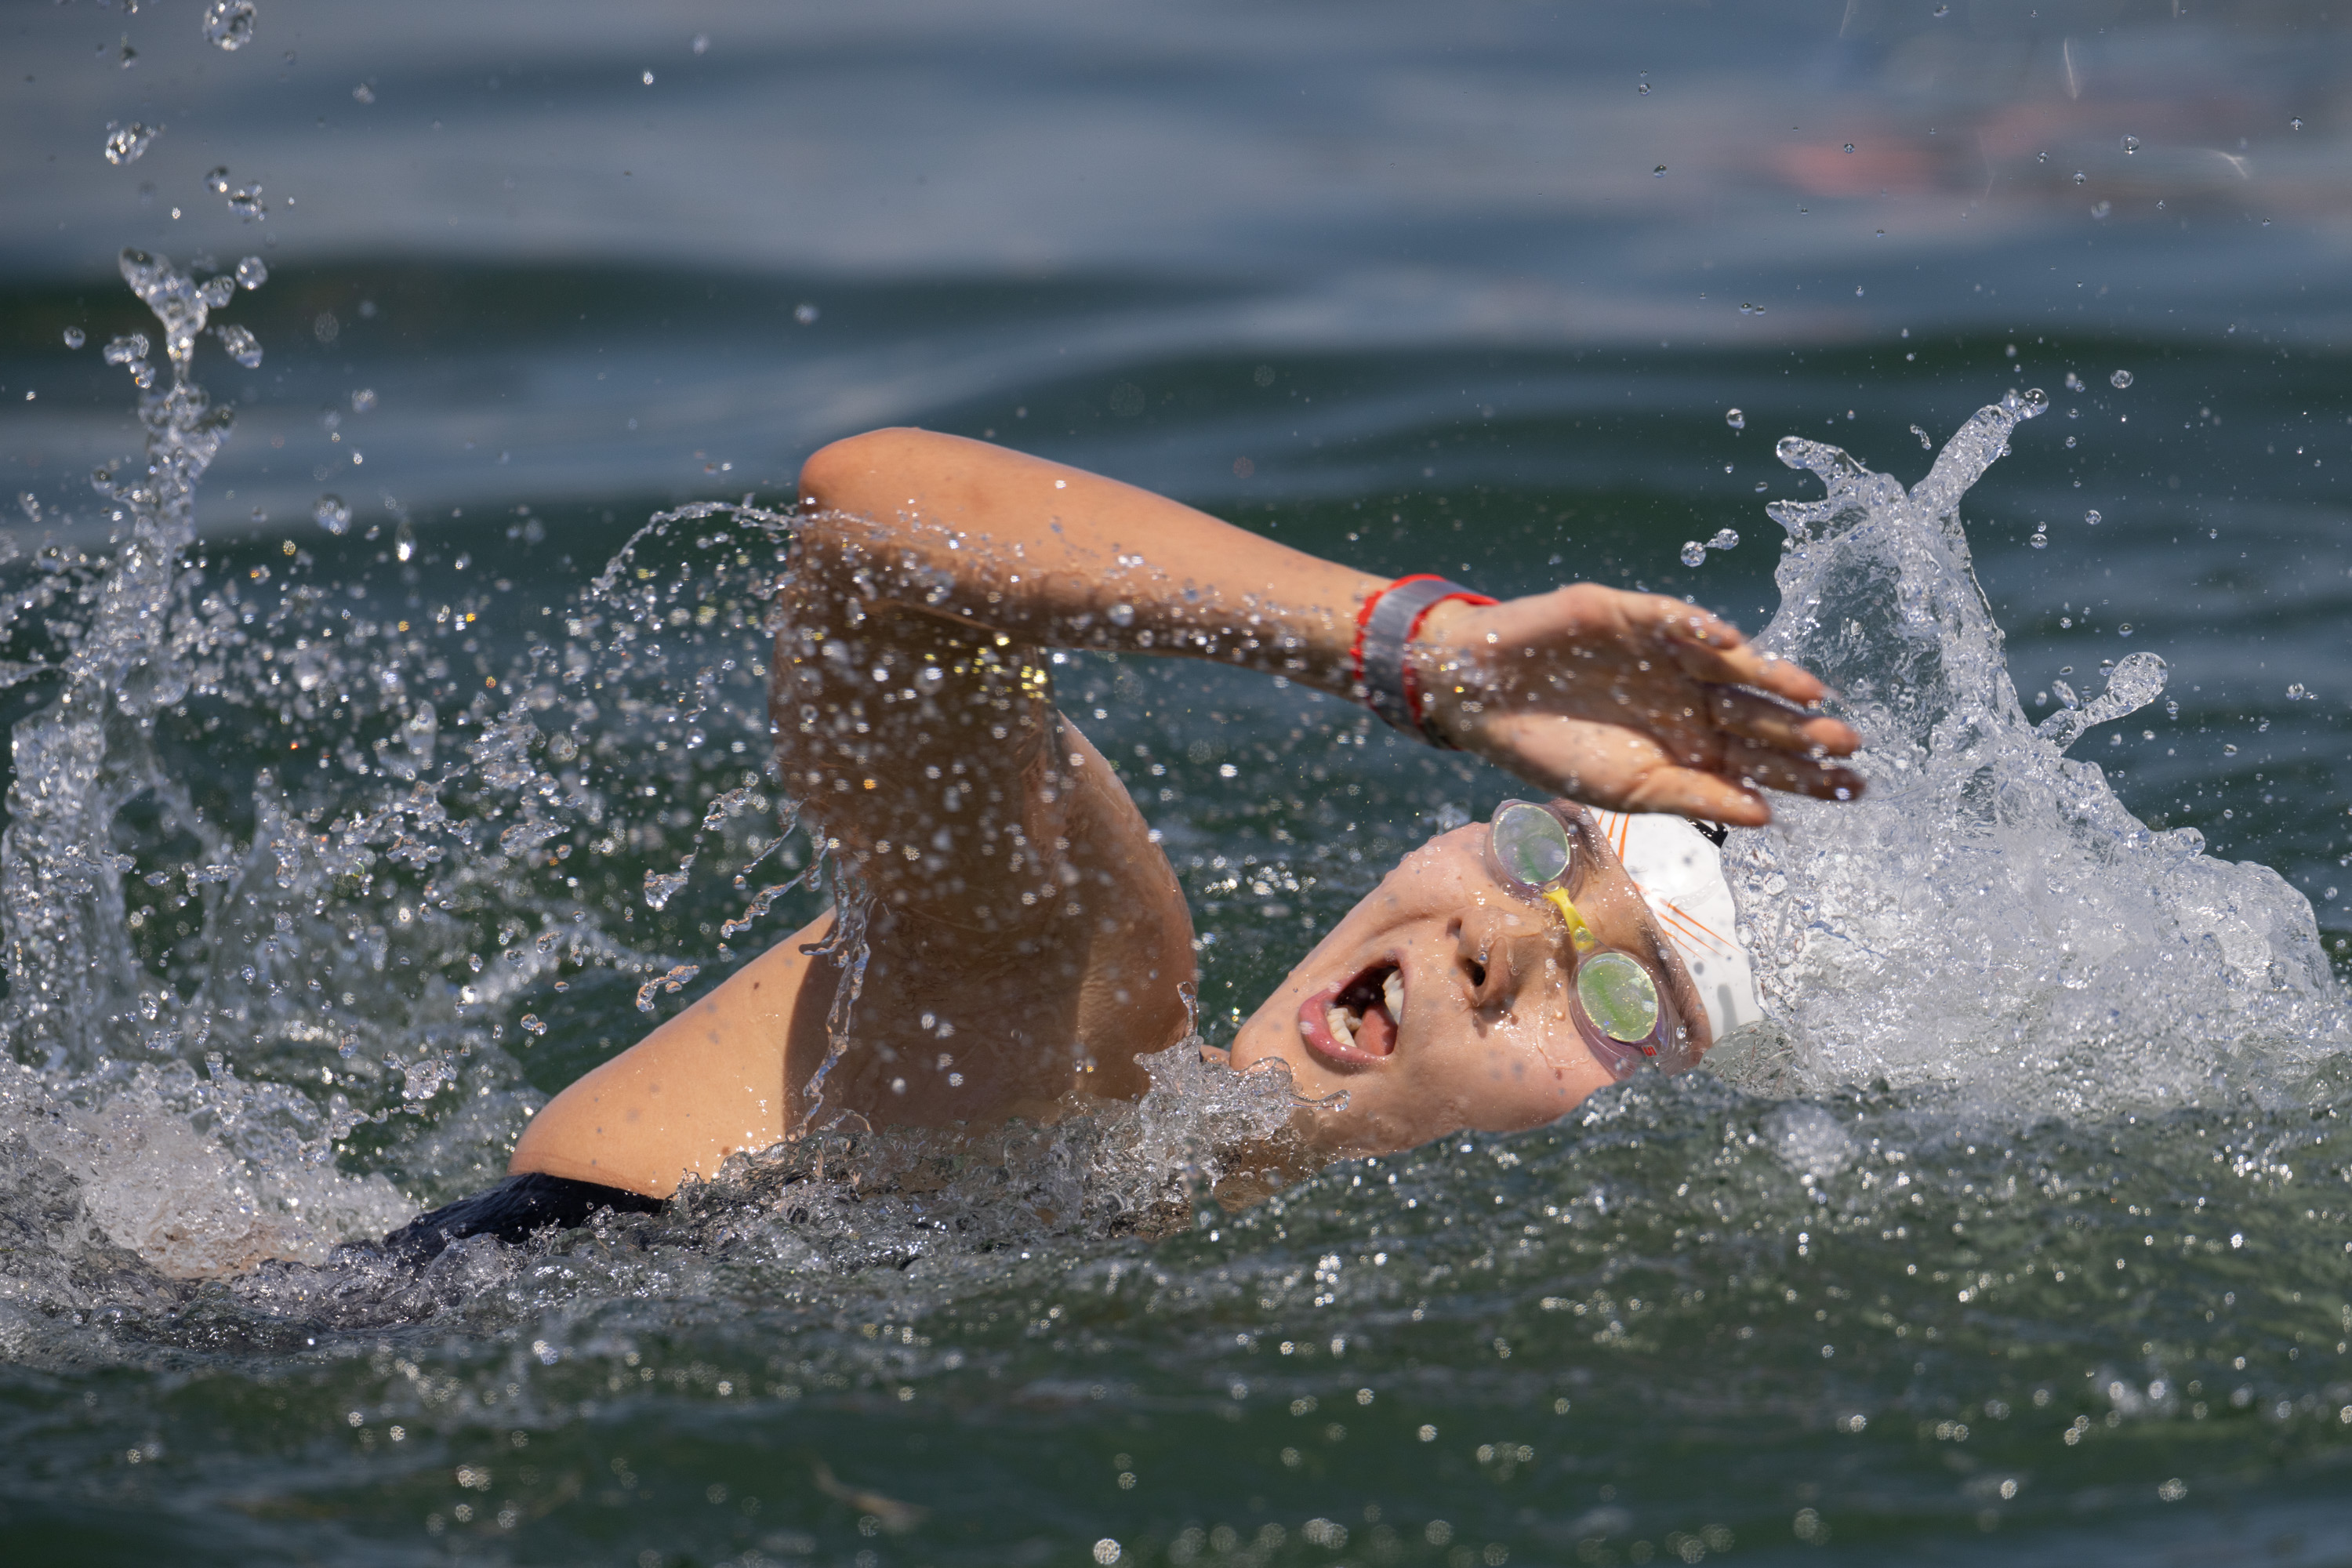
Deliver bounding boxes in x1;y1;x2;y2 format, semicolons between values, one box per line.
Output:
1541;886;1602;954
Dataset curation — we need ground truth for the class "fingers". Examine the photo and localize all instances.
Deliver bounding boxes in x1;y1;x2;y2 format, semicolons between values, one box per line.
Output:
1645;600;1831;708
1715;735;1867;803
1704;685;1862;757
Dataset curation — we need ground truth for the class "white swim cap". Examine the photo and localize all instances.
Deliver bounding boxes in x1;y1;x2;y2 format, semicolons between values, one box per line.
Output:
1591;810;1763;1043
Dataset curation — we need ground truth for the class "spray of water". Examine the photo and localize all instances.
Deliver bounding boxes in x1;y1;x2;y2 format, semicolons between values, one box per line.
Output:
1721;389;2346;1111
0;254;1294;1294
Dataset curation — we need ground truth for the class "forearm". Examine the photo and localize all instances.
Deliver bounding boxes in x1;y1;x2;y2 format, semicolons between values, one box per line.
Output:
792;427;1382;699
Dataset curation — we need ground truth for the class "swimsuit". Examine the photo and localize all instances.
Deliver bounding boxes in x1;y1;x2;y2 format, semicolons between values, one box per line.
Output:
374;1172;666;1263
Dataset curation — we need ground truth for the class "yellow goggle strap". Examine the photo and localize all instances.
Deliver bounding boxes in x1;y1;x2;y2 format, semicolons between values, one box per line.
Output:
1540;886;1602;956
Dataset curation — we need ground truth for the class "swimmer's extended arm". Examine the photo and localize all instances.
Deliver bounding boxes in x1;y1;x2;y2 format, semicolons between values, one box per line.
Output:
788;427;1860;826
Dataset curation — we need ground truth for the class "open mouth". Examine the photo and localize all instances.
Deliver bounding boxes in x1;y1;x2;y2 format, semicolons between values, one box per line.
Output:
1297;957;1403;1066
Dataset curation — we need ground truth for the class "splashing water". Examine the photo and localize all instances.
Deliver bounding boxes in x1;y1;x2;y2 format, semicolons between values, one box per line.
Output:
202;0;257;52
1721;390;2345;1111
103;122;159;165
0;253;1299;1293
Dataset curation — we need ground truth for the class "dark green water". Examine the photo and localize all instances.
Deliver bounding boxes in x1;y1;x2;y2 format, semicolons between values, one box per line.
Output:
3;3;2351;1564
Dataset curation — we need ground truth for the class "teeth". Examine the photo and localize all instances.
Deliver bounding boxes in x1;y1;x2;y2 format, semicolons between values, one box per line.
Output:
1326;1004;1357;1045
1381;969;1404;1019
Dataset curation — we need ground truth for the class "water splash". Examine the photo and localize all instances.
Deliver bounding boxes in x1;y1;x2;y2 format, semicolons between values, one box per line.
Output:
201;0;257;51
103;123;159;165
1722;390;2344;1110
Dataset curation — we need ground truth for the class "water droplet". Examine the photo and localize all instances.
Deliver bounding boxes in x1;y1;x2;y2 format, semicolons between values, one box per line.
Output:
2072;170;2087;185
103;333;150;366
1108;602;1136;627
203;166;231;195
1932;2;1949;13
1911;424;1933;448
2030;530;2049;549
2291;117;2304;131
313;494;351;535
1679;541;1708;568
2091;200;2112;219
1842;143;1855;154
234;255;267;289
2021;387;2049;415
227;183;266;221
794;303;819;325
1708;528;1740;552
2223;743;2238;756
1637;82;1650;95
350;388;377;413
62;327;85;350
2122;135;2140;154
1725;408;1746;430
2037;151;2049;164
520;1014;547;1036
693;33;711;54
2110;368;2133;390
214;324;263;368
352;82;375;103
199;274;237;310
202;0;256;50
1653;165;1667;176
641;70;656;85
394;519;416;562
103;123;160;165
2287;683;2308;700
2085;510;2103;525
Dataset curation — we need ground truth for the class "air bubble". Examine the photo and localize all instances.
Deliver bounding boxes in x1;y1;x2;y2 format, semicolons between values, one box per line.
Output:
313;495;351;535
202;0;256;50
1726;408;1746;430
2110;369;2134;390
1680;541;1707;568
235;256;268;289
63;328;85;350
103;123;159;165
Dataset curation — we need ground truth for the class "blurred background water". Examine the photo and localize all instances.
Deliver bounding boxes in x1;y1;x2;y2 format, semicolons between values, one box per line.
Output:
2;2;2351;1564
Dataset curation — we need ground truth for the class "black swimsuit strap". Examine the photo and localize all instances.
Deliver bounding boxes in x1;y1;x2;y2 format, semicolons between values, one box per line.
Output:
374;1172;666;1263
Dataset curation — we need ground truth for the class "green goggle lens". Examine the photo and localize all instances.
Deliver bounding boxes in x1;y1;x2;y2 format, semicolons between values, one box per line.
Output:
1577;951;1661;1043
1490;801;1572;887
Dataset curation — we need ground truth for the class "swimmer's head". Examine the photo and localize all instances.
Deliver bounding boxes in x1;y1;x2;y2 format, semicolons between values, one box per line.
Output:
1222;802;1721;1160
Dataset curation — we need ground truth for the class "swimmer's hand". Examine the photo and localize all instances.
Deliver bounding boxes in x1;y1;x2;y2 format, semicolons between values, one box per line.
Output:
1410;586;1864;827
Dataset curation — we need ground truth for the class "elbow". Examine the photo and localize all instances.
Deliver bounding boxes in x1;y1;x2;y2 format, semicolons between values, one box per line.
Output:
797;426;939;519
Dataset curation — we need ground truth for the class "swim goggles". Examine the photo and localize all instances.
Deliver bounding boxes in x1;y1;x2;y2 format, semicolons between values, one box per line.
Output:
1484;798;1688;1076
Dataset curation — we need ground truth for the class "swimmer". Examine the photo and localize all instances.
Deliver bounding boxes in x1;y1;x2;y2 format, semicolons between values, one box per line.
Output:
382;430;1861;1258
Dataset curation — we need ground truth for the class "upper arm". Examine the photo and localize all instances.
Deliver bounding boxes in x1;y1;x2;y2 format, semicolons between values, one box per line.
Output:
770;486;1086;935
